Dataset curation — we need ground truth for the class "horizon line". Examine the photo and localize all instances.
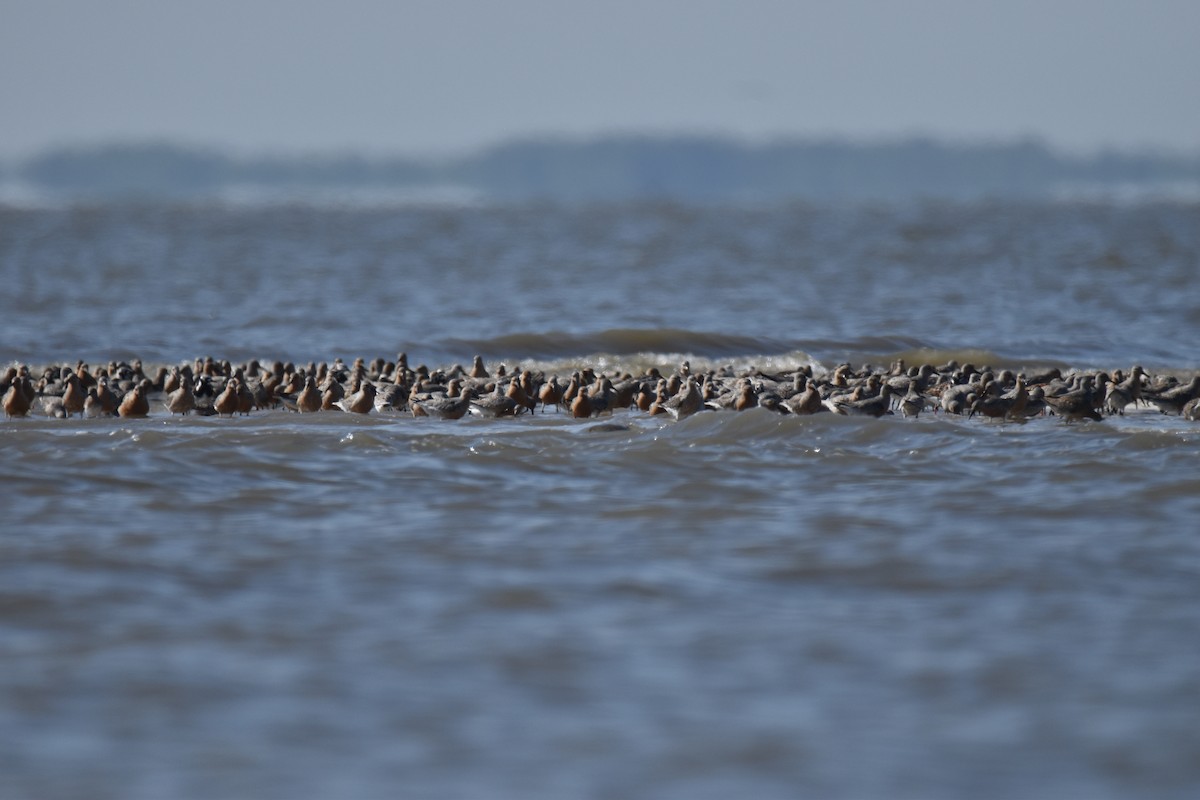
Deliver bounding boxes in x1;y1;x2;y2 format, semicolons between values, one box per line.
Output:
4;130;1199;166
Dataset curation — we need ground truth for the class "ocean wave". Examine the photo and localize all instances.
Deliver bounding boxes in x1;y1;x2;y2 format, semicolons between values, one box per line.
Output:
414;329;1081;375
445;328;801;360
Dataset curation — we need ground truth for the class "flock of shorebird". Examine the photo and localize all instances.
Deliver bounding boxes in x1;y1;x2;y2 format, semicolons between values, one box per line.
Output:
4;354;1200;423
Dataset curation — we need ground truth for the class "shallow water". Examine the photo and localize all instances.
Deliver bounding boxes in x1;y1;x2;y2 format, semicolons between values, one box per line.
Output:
2;199;1198;367
2;198;1200;799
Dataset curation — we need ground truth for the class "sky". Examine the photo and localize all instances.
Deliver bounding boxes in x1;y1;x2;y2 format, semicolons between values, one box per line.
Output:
2;0;1198;160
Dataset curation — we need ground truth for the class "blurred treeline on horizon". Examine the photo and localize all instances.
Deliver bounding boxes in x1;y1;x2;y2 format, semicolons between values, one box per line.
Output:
3;135;1197;202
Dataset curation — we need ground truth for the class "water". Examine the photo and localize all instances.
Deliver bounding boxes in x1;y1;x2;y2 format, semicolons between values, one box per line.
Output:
3;199;1198;367
2;198;1200;799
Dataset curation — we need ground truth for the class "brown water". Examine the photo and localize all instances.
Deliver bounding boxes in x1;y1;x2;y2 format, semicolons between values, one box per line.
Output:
2;199;1200;799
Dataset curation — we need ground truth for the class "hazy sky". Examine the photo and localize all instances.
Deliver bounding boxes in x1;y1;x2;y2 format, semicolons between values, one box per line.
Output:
3;0;1198;159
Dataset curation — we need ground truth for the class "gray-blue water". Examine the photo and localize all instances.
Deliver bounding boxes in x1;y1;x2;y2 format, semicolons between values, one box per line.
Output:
2;198;1199;799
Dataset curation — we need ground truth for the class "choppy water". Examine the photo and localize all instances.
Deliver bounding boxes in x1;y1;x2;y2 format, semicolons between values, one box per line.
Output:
2;198;1200;799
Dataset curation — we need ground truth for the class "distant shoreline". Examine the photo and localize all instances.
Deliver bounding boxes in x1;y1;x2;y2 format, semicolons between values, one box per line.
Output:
4;135;1197;203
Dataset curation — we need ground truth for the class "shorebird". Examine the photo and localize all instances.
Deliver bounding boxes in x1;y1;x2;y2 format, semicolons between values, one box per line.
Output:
75;362;97;389
1023;367;1061;387
407;383;428;417
1006;386;1044;419
275;371;304;396
0;367;16;397
61;373;86;418
829;384;893;417
560;374;581;409
320;376;345;410
663;376;703;420
165;375;196;415
733;379;758;412
968;377;1027;421
469;355;489;379
538;376;563;412
899;383;925;419
968;389;1010;420
587;377;617;415
83;388;104;418
646;379;671;416
117;382;150;418
470;382;518;418
1002;376;1029;420
93;376;120;415
162;367;182;396
638;381;657;412
784;376;824;415
902;363;938;393
822;380;865;410
295;377;323;413
3;375;34;418
939;381;976;415
570;387;594;418
506;373;537;415
335;380;377;414
213;379;241;418
609;376;640;409
1103;377;1134;416
372;380;409;413
37;395;67;418
1116;365;1147;409
634;382;657;413
412;386;474;419
250;379;276;410
392;354;415;386
1146;375;1200;416
236;377;256;415
1043;378;1103;422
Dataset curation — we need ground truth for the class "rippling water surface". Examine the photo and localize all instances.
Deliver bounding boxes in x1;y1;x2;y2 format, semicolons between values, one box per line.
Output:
2;199;1200;799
